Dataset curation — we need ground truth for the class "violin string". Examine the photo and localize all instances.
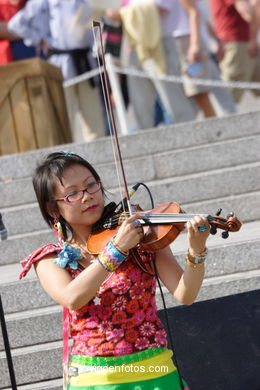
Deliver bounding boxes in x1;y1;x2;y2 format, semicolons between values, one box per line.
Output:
112;213;208;223
92;25;126;214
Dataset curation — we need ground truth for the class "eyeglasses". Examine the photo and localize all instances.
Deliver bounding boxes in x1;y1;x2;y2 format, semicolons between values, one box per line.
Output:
55;181;101;204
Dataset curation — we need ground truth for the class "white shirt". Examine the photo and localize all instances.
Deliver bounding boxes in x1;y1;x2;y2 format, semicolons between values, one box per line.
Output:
8;0;94;79
155;0;190;37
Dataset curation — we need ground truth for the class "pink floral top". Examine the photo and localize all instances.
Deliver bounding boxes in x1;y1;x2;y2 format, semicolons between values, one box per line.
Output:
20;244;168;356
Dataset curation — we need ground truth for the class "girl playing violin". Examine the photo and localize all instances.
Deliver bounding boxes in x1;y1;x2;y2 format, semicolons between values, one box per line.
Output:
20;151;210;390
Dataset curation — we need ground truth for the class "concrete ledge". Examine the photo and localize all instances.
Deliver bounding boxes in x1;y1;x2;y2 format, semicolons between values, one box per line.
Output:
0;155;156;208
160;270;260;309
0;342;62;388
2;162;260;236
0;279;56;314
181;191;260;225
154;135;260;179
1;135;260;208
1;111;260;181
144;162;260;206
5;379;62;390
0;231;54;266
0;306;62;351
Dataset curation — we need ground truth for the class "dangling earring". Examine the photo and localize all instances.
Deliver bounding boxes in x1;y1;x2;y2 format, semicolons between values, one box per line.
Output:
53;218;64;245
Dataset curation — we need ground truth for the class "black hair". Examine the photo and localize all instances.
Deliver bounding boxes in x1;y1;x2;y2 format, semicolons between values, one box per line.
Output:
32;152;102;240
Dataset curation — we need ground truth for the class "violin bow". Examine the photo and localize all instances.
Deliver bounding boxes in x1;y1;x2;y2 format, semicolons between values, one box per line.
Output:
92;21;133;215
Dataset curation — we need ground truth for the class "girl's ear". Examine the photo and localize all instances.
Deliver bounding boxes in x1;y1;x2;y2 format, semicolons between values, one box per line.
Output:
46;202;60;219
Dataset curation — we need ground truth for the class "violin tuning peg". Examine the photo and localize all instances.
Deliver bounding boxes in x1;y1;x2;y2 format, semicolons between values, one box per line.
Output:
210;226;217;235
226;212;234;219
216;208;222;216
221;231;229;239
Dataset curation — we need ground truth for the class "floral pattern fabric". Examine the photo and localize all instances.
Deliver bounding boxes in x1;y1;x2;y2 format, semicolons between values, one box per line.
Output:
20;243;168;357
68;246;168;357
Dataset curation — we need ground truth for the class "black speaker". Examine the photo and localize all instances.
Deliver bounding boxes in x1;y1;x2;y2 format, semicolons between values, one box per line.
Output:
158;289;260;390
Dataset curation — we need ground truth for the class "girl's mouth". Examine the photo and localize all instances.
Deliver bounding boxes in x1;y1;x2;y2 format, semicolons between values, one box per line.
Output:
83;205;98;212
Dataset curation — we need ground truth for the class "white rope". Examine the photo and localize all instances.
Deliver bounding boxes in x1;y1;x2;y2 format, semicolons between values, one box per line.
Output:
113;65;260;90
63;64;260;90
63;67;103;87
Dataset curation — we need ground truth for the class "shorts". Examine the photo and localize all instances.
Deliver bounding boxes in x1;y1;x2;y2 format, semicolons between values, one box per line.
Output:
220;41;260;102
175;34;212;97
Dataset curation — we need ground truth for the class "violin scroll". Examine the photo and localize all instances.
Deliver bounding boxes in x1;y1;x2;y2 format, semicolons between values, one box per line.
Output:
208;210;242;238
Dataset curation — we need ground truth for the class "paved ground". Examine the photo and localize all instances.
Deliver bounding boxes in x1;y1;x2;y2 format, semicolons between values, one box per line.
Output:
236;91;260;114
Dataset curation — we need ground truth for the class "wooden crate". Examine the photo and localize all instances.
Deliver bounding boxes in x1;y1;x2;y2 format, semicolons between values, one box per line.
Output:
0;58;72;155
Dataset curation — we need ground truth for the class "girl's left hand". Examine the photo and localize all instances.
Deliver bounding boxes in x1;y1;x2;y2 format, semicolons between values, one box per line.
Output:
187;216;210;256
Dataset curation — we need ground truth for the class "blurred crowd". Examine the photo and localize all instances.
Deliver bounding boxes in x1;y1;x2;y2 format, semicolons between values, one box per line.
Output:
0;0;260;142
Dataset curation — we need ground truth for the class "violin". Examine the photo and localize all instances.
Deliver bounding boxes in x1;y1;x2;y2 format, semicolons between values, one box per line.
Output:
86;202;242;254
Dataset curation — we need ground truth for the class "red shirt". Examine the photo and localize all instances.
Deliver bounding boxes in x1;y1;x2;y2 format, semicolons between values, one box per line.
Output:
210;0;250;42
0;0;25;64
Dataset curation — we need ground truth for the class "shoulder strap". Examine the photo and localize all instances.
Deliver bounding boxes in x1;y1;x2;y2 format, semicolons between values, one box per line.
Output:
62;263;85;367
63;307;69;390
63;307;69;365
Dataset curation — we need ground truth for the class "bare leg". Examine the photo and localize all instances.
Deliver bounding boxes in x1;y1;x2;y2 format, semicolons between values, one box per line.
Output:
194;93;216;117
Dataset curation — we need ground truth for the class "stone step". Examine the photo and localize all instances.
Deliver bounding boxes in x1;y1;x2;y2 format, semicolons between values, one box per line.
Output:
1;269;260;387
0;306;62;352
1;111;260;182
1;161;260;238
0;341;63;388
4;379;62;390
1;134;260;209
1;230;54;266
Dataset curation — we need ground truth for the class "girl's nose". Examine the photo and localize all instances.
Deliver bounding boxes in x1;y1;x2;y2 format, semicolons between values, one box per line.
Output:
81;189;93;202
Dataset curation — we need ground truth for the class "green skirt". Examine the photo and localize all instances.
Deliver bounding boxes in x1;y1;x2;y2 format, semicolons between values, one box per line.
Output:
66;349;189;390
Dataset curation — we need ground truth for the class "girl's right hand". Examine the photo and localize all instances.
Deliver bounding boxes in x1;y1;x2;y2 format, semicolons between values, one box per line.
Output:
113;214;143;253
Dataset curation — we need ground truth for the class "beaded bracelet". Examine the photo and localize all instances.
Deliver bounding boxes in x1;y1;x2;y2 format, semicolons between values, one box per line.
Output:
186;256;205;269
97;241;127;272
186;247;208;268
188;247;208;258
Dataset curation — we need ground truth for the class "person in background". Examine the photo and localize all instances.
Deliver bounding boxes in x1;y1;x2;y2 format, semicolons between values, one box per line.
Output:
109;0;199;131
97;8;130;135
163;0;216;118
196;0;237;115
153;0;237;126
8;0;106;142
20;151;211;389
153;93;174;126
0;0;37;64
210;0;260;102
